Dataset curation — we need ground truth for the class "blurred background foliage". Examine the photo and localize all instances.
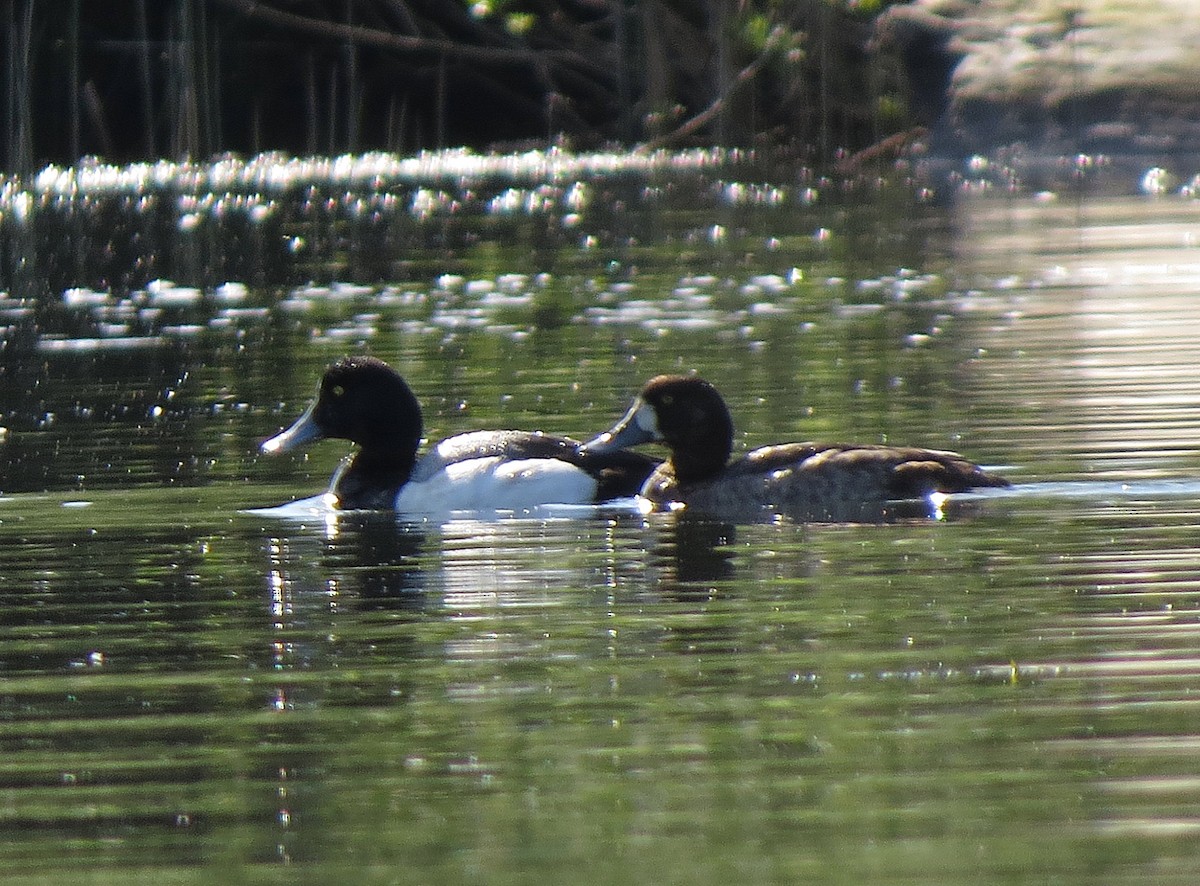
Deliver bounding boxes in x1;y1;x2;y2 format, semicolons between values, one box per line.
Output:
1;0;917;170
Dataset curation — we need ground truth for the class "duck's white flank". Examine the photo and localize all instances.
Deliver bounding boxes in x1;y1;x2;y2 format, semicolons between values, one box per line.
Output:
395;456;597;513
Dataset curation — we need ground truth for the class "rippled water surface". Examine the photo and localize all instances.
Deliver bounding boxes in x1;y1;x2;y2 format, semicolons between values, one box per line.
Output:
3;151;1200;883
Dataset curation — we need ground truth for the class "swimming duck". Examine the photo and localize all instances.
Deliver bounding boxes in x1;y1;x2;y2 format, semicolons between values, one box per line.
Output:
582;375;1009;521
261;356;658;512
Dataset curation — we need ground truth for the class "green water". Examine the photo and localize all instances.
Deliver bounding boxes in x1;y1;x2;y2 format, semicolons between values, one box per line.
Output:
2;152;1200;883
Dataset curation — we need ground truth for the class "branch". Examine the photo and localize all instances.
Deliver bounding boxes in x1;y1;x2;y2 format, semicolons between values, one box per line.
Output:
213;0;607;79
639;29;784;151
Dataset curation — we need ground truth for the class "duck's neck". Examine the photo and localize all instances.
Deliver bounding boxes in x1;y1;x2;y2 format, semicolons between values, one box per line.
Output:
667;422;732;485
331;401;422;509
331;447;418;509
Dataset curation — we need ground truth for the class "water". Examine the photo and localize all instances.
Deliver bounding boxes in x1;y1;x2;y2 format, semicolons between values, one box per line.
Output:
3;151;1200;883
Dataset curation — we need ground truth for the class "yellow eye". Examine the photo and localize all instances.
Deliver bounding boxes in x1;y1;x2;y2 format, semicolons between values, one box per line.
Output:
332;385;345;398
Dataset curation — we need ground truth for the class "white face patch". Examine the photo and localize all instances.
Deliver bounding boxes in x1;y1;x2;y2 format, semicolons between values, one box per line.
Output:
633;399;660;437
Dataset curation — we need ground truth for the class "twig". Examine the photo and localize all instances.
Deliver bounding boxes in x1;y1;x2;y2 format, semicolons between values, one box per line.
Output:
213;0;609;81
639;29;784;151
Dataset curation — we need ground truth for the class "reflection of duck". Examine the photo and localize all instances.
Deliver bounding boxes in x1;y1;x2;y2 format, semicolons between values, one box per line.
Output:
584;375;1009;522
261;356;658;512
328;513;429;611
647;512;736;597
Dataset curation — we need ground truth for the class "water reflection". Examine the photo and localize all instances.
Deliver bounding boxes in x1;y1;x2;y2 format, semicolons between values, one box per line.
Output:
262;511;429;649
255;514;432;865
645;513;737;594
954;195;1200;481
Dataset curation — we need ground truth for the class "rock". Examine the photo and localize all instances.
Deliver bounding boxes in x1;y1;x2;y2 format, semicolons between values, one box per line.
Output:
874;0;1200;156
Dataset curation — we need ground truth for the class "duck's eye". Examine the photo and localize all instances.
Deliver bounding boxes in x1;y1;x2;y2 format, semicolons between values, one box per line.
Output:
660;394;673;406
331;384;345;398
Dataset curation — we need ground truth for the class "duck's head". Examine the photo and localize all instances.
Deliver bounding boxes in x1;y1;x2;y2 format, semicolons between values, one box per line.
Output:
583;375;733;481
261;356;423;458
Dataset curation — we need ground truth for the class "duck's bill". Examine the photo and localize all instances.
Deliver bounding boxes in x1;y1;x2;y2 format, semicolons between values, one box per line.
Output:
581;399;658;453
261;403;324;454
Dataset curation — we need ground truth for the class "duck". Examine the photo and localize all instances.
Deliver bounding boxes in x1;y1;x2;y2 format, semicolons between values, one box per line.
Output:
260;356;659;513
581;374;1009;521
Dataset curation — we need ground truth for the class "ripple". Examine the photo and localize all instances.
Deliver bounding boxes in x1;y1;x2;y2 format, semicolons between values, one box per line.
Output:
37;335;165;352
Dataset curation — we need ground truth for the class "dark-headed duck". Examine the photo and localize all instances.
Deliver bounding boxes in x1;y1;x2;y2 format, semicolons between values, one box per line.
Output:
262;356;658;513
582;375;1008;521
